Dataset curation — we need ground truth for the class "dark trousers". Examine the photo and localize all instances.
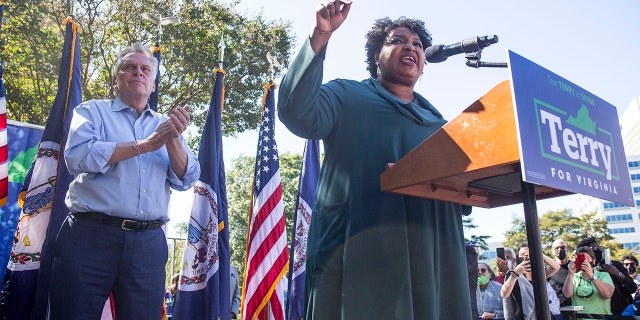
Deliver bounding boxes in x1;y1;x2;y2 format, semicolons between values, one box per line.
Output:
50;215;167;320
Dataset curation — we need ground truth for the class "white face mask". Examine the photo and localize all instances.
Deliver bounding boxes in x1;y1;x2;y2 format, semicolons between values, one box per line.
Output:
507;260;513;269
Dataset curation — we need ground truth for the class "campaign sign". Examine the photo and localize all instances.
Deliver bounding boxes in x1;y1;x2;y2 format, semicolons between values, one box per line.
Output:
508;50;634;206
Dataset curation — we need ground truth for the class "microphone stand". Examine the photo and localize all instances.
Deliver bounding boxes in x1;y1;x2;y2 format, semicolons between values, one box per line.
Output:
465;50;508;69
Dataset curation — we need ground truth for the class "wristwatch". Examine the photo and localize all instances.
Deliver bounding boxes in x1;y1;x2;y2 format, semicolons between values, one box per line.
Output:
591;275;599;281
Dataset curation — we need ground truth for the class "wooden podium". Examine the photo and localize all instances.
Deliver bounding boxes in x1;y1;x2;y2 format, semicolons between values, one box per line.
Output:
381;80;572;208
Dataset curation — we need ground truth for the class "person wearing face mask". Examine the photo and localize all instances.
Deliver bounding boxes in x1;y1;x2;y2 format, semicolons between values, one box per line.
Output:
622;254;640;299
495;247;517;284
547;239;572;307
502;244;561;320
563;246;614;318
577;237;637;315
477;262;504;319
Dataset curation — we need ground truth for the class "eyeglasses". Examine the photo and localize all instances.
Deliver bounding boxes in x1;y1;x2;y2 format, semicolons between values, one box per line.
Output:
553;246;566;250
478;268;488;273
623;262;637;267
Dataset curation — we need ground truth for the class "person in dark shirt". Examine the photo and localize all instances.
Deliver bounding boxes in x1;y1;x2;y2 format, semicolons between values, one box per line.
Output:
547;239;571;306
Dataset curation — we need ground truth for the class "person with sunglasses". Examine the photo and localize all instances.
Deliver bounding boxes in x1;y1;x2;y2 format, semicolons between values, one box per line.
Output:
547;239;572;307
563;246;614;318
477;262;503;319
576;237;637;315
622;254;640;300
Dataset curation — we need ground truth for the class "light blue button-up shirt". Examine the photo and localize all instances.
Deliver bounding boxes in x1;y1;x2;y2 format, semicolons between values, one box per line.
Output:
64;97;200;222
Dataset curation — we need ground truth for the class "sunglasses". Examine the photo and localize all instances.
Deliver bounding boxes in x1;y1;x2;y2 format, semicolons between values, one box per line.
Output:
590;245;604;251
623;262;637;267
478;268;488;273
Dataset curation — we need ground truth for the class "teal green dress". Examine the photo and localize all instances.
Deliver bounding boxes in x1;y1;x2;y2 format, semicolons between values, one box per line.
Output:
278;38;472;320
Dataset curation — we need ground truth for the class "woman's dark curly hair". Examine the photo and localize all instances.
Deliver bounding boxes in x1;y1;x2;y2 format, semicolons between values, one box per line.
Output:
365;17;432;79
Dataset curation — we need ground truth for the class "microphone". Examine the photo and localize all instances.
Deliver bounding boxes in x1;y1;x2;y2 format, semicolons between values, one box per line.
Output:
425;35;499;63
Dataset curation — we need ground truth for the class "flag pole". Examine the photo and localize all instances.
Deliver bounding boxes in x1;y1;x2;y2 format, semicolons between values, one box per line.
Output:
219;33;226;69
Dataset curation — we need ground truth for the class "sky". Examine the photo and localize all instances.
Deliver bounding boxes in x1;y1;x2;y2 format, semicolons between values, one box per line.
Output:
168;0;640;243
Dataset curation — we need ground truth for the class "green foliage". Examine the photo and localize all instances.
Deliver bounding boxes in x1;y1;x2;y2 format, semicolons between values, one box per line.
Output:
165;222;188;285
503;209;620;258
166;237;186;286
1;2;63;124
2;0;294;140
464;216;490;251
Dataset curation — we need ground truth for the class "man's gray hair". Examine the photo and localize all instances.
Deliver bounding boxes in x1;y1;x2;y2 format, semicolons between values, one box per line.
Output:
505;247;516;258
112;43;158;82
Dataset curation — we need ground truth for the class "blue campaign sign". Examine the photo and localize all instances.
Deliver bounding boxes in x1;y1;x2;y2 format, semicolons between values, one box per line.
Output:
508;50;634;206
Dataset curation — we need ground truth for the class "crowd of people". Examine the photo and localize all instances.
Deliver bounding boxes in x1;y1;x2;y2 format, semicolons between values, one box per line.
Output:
469;237;640;319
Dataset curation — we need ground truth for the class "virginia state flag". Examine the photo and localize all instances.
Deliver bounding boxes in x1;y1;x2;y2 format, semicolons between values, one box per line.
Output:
172;67;230;320
0;17;82;320
286;139;320;320
0;122;43;282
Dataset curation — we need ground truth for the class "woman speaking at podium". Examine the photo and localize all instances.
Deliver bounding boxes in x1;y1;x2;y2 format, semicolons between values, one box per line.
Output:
278;1;472;319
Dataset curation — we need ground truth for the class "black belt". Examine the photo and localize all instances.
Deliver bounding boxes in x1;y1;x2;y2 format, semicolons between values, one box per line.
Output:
71;212;164;231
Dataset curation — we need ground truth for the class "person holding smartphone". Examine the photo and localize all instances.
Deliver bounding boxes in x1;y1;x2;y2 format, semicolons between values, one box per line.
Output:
501;244;561;320
576;237;638;315
495;247;517;284
562;246;615;318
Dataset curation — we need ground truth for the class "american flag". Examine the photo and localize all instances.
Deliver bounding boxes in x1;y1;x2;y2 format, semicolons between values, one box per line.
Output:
0;2;7;208
241;83;288;320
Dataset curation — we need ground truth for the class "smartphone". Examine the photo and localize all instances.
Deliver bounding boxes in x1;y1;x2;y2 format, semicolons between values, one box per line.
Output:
604;248;611;265
496;247;505;260
575;253;586;268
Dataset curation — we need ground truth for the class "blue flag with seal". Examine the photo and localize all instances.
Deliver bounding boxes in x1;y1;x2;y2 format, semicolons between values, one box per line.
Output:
0;17;82;320
172;67;230;320
0;122;43;282
286;139;320;320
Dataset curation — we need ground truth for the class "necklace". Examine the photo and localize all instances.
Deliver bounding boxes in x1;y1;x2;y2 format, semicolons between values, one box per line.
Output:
576;275;594;298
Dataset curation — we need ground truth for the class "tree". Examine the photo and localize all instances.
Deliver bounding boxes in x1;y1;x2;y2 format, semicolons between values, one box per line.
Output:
503;209;623;259
1;2;62;124
165;221;188;285
464;216;490;252
2;0;294;142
